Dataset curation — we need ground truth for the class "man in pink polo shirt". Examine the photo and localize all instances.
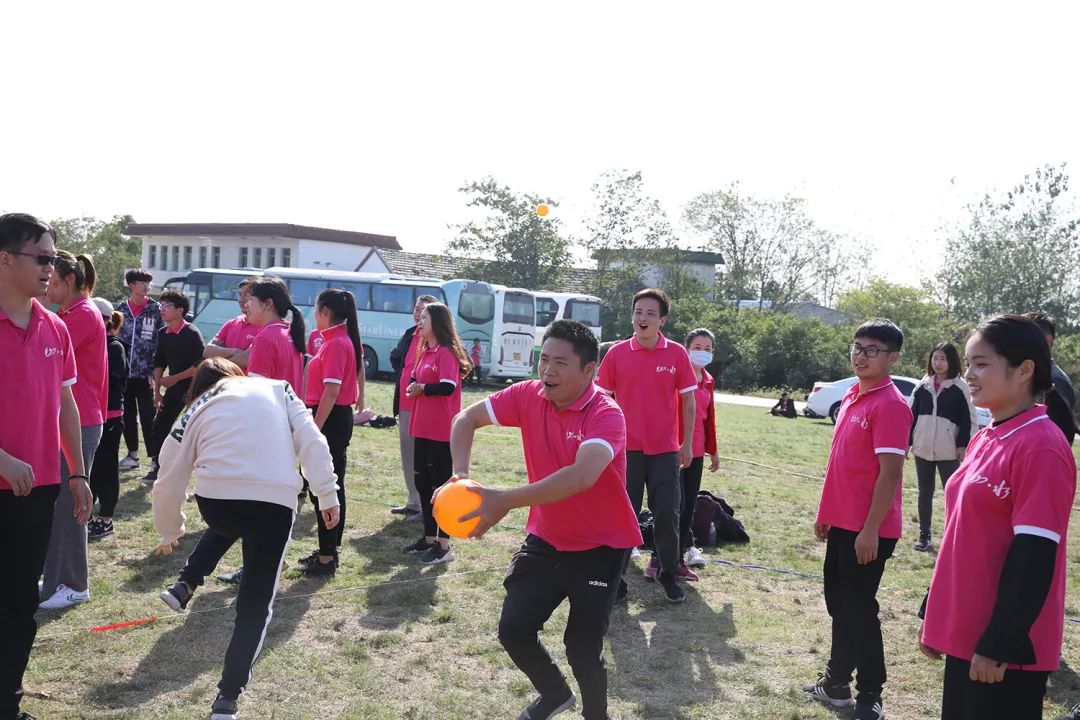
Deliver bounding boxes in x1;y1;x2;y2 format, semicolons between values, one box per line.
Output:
0;213;93;720
445;319;641;720
203;277;259;369
595;288;697;605
804;319;912;720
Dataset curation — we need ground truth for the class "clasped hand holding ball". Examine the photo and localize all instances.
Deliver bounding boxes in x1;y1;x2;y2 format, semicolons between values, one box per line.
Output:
432;475;503;539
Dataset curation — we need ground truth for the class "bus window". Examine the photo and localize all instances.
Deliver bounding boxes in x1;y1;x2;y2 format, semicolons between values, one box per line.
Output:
503;292;534;325
372;284;412;314
458;283;495;325
339;282;373;311
287;278;331;307
414;287;447;305
535;297;558;327
565;299;601;327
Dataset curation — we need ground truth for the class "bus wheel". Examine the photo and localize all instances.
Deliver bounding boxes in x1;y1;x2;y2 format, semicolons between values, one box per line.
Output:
363;346;377;381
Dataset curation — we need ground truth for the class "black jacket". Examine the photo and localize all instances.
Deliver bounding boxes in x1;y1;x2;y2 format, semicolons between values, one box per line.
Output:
391;325;417;417
106;335;130;415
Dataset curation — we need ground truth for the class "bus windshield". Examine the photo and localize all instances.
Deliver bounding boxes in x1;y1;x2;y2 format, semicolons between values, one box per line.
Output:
458;283;495;325
535;297;559;327
502;292;534;326
565;299;601;328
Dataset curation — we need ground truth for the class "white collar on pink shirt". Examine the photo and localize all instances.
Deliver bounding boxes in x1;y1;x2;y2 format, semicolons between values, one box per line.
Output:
629;333;669;351
58;296;90;317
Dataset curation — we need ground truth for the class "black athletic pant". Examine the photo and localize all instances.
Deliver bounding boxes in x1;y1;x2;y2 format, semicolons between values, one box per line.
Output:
147;391;186;461
823;527;897;698
0;484;60;719
679;456;704;553
123;377;156;455
914;457;960;541
90;417;124;517
309;405;352;556
625;451;681;575
941;655;1048;720
414;436;452;539
498;535;628;720
193;496;294;701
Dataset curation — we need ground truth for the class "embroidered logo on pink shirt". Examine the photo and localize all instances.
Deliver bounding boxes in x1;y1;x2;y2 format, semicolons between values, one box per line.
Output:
566;430;585;442
971;474;1011;499
44;347;61;358
655;365;678;375
848;413;869;430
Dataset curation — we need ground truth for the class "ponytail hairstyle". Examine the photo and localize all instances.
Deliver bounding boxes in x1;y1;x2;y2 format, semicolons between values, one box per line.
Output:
417;302;471;378
974;314;1079;441
54;250;97;295
185;357;246;406
250;277;306;354
106;311;124;334
316;288;363;370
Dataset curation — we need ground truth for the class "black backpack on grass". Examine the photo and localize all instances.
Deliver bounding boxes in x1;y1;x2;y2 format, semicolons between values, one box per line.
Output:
693;491;750;546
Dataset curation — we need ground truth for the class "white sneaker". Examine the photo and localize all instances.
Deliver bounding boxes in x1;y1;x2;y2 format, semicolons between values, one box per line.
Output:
39;584;90;610
630;547;642;560
118;453;140;470
685;547;707;568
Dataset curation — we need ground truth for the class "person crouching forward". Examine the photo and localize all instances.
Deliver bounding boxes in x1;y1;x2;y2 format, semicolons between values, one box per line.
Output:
151;358;340;720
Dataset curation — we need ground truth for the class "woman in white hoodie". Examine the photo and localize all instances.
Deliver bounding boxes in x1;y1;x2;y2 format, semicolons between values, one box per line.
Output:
151;357;340;720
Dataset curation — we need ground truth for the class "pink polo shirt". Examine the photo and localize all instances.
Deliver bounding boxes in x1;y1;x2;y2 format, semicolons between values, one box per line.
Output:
691;370;715;458
485;381;642;551
922;406;1076;671
398;332;421;414
213;315;258;350
409;345;462;443
0;299;77;490
304;324;358;407
595;333;698;455
58;297;107;428
307;329;323;356
816;378;913;539
247;321;303;394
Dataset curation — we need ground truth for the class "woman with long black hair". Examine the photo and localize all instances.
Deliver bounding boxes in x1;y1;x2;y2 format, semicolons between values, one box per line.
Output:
245;277;305;393
41;250;106;609
87;300;128;541
908;342;979;552
403;302;470;565
920;315;1077;720
296;288;363;575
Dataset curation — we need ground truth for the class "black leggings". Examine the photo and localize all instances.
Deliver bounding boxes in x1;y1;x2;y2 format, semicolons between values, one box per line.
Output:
90;417;124;517
679;456;704;553
414;436;452;539
123;377;156;455
194;496;294;701
309;405;352;556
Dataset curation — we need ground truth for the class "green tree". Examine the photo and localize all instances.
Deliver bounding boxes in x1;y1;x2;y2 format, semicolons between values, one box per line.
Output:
936;163;1080;327
446;178;575;290
49;215;139;303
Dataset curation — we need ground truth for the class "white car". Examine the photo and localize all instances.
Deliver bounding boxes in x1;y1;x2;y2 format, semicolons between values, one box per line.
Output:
804;375;992;428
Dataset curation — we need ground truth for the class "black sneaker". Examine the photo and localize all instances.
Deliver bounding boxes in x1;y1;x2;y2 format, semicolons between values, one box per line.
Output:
1067;703;1080;720
16;713;41;720
516;690;576;720
403;537;435;554
218;567;245;584
160;581;194;612
419;544;454;565
140;462;159;484
854;693;884;720
88;518;114;540
658;571;685;603
390;505;420;515
299;554;337;576
803;671;855;708
209;693;238;720
913;537;932;552
295;549;321;568
614;579;629;606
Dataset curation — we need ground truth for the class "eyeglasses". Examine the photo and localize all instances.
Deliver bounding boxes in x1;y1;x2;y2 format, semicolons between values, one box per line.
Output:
8;251;60;267
850;343;891;358
160;302;176;310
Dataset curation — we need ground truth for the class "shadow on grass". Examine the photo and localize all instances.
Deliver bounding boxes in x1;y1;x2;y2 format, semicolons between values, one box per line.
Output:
1048;658;1080;713
608;583;744;719
117;530;209;593
348;526;448;629
114;479;153;519
87;578;320;712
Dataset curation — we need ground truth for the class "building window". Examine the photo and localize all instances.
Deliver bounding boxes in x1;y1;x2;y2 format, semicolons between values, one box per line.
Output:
267;248;276;267
239;247;249;267
281;249;291;268
183;246;193;270
211;246;221;269
171;246;180;272
148;245;157;268
198;246;207;268
253;247;262;269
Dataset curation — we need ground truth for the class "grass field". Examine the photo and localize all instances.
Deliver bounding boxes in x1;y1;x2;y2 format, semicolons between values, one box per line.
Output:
22;380;1080;719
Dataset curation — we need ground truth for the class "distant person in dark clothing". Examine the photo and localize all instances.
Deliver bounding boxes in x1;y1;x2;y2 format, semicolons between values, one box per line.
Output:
1022;312;1077;444
769;392;797;418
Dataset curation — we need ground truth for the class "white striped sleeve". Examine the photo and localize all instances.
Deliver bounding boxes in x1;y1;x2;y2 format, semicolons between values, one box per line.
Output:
439;378;458;387
62;377;77;387
580;438;615;461
678;385;697;394
323;378;343;385
1014;525;1061;543
875;447;907;455
484;398;500;426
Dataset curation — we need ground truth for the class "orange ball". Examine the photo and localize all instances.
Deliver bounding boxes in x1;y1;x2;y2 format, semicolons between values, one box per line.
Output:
433;479;483;538
536;203;550;217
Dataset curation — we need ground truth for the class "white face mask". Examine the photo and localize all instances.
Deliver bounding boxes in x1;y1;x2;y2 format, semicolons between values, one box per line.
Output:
689;350;713;368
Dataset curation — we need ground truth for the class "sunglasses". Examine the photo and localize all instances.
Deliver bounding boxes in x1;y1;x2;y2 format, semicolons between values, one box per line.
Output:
9;251;61;267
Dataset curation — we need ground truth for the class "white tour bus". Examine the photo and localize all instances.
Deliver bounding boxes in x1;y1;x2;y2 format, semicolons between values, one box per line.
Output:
532;292;603;365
